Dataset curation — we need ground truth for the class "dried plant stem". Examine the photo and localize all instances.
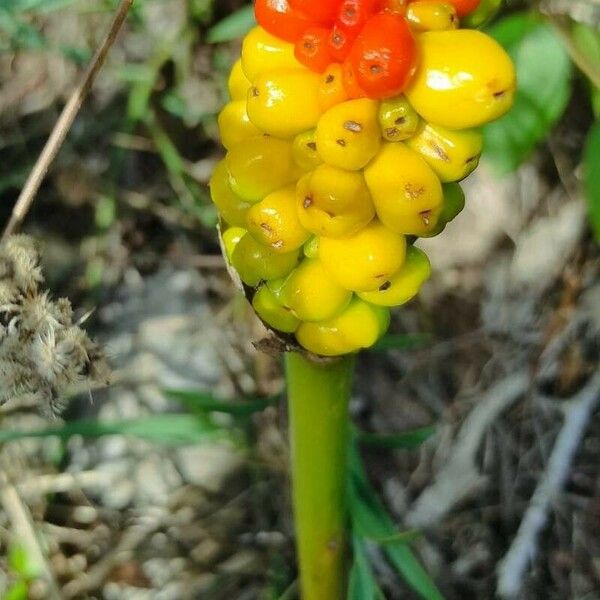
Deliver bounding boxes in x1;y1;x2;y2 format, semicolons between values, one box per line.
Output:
1;0;134;243
0;470;62;599
406;371;529;528
497;372;600;599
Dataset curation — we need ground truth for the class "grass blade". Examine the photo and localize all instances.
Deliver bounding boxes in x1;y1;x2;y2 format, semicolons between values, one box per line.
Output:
165;389;278;416
348;535;386;600
0;414;235;446
206;5;255;44
349;442;445;600
371;333;431;352
357;426;436;450
583;120;600;240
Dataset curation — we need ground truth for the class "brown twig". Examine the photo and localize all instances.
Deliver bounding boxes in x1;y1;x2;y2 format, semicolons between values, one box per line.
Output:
497;371;600;599
0;468;62;599
1;0;134;243
406;371;530;528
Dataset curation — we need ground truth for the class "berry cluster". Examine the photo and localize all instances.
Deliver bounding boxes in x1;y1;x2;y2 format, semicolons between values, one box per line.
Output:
211;0;515;357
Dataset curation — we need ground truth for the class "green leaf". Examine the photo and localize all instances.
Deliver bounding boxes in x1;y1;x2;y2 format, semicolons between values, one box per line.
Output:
58;44;91;65
572;22;600;64
9;545;40;580
483;13;573;173
349;443;445;600
4;581;28;600
146;114;185;177
0;415;235;446
165;389;278;416
0;9;46;49
122;53;170;122
95;195;116;230
583;121;600;241
373;530;422;546
568;21;600;89
348;536;386;600
5;0;81;13
592;86;600;120
357;426;436;450
371;333;431;352
206;5;255;44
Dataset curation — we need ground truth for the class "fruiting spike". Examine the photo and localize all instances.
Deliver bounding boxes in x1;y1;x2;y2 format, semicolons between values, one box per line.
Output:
210;0;515;357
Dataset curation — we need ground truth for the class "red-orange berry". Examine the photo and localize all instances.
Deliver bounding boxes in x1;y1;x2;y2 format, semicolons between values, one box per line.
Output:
347;12;417;99
295;27;334;72
255;0;312;42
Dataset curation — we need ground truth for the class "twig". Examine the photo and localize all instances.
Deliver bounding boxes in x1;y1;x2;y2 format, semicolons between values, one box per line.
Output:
17;470;116;500
496;371;600;599
0;471;62;600
61;514;160;598
406;372;530;528
1;0;134;242
42;522;100;548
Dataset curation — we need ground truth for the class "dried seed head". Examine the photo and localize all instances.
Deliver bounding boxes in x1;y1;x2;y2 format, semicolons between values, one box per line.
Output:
0;235;111;415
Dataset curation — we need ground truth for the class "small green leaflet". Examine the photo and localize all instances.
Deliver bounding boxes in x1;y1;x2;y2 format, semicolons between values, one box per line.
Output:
483;13;573;173
372;333;432;352
165;388;278;416
348;536;386;600
206;5;255;44
349;443;445;600
0;414;237;446
357;425;436;451
584;121;600;241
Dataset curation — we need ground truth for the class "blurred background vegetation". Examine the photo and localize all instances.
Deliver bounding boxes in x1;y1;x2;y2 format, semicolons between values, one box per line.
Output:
0;0;598;599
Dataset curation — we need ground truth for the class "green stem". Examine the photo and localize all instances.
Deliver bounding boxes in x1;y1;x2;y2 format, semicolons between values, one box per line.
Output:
285;351;356;600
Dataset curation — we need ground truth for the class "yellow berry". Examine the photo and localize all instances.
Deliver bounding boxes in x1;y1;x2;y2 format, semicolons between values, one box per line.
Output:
319;220;406;292
247;69;323;139
241;26;301;81
228;59;251;100
378;96;421;142
296;164;375;238
462;0;502;28
339;300;390;349
407;122;483;182
209;160;251;227
221;226;246;262
406;2;458;32
420;182;465;237
318;63;348;112
281;258;351;322
440;182;466;223
252;284;300;333
231;233;300;287
296;298;390;356
405;29;516;129
296;321;350;356
303;236;319;259
292;129;322;171
246;185;310;253
364;143;443;236
315;99;381;170
358;245;431;306
217;101;261;150
226;135;299;202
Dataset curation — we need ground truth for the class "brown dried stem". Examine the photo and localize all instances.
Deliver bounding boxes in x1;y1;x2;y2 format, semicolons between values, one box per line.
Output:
1;0;134;243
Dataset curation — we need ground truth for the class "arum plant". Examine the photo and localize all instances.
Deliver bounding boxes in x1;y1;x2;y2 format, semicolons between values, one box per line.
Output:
212;0;517;594
211;0;516;596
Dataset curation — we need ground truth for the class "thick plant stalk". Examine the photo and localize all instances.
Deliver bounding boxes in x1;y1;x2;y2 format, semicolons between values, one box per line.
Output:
285;351;356;600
